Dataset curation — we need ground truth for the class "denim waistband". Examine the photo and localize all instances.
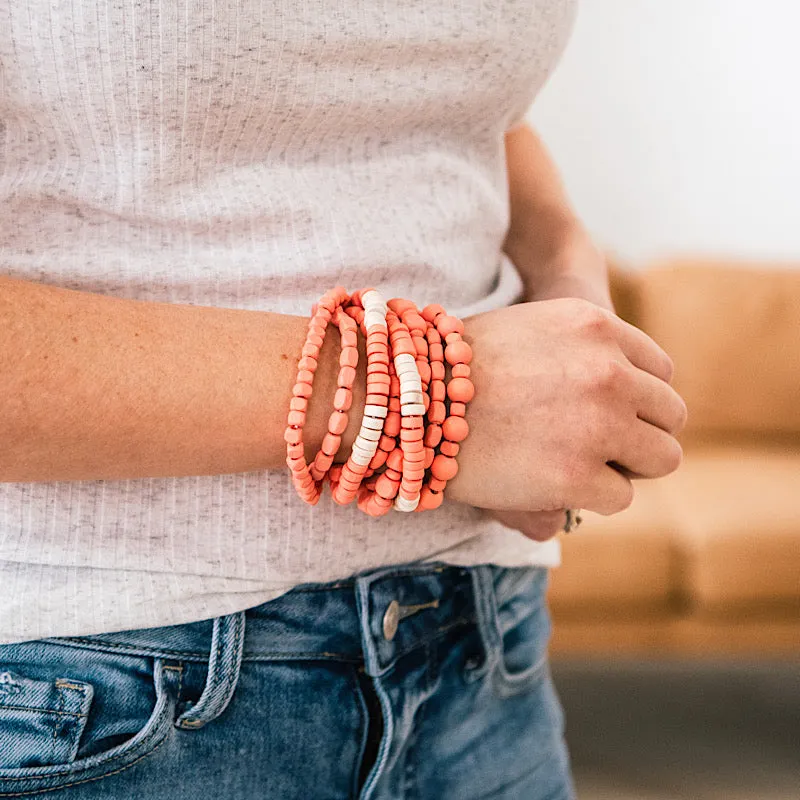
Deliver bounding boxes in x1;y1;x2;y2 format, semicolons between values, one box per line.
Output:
36;562;549;730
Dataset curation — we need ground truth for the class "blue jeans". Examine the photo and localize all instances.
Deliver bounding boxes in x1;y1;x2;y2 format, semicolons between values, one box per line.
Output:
0;563;575;799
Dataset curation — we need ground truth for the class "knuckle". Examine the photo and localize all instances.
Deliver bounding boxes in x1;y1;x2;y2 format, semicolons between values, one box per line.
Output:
585;358;625;395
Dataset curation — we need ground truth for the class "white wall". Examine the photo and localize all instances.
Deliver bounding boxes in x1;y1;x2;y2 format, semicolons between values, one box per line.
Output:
529;0;800;265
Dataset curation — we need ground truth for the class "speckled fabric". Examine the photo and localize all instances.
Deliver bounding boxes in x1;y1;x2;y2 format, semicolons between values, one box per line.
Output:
0;0;576;643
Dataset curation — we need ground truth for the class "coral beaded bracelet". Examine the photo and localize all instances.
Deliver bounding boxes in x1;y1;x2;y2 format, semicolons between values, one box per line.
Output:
286;286;474;515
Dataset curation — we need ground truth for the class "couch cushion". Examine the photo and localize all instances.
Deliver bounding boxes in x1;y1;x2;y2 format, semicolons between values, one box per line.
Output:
662;444;800;610
636;261;800;438
548;479;679;613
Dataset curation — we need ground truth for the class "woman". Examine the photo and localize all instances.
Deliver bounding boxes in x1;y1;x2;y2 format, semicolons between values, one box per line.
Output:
0;0;686;797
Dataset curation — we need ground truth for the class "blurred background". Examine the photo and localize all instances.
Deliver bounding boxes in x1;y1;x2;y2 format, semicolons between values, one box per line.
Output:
524;2;800;798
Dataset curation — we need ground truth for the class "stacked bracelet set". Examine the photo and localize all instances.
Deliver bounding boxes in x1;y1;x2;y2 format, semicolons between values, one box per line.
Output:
284;286;474;516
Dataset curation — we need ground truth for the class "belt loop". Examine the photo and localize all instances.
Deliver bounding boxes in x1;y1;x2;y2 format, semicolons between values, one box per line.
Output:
467;565;502;680
175;610;246;730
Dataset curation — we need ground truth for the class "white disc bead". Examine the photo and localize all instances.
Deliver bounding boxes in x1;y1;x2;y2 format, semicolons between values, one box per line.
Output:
400;403;426;416
363;404;388;419
393;494;420;512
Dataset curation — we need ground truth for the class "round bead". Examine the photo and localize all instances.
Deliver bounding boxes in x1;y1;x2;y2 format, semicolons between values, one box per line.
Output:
447;377;474;403
421;303;446;323
417;486;444;510
442;415;469;442
431;454;459;481
437;315;464;336
444;341;472;365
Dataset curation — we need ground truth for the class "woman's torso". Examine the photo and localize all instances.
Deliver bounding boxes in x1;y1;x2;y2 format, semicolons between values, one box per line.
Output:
0;0;576;643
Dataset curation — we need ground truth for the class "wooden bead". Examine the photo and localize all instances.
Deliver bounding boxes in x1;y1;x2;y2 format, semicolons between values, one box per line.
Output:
451;363;471;378
336;364;355;386
437;315;464;336
430;361;445;381
429;343;444;362
440;440;460;457
328;410;348;435
428;477;447;491
287;409;305;426
431;454;458;481
428;400;446;424
339;347;359;368
424;424;442;448
293;382;313;398
321;432;342;455
290;396;308;412
430;380;446;403
287;442;304;459
424;446;435;469
284;426;301;444
447;377;474;403
298;356;318;372
444;341;472;365
341;330;358;348
421;303;446;323
333;387;353;411
384;412;401;436
449;402;467;417
417;486;444;510
442;415;469;442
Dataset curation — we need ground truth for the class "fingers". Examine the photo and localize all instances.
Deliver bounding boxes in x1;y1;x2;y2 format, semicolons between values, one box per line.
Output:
607;313;674;384
581;464;634;516
489;509;566;542
632;367;689;436
609;418;684;479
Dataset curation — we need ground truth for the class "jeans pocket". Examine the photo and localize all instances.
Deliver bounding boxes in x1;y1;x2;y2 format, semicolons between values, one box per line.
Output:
490;566;552;699
0;640;179;796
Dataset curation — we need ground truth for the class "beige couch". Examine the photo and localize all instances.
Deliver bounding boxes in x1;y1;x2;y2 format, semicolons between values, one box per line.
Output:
547;260;800;658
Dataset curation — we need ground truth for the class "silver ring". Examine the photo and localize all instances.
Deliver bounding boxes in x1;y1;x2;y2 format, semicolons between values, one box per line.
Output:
563;508;583;534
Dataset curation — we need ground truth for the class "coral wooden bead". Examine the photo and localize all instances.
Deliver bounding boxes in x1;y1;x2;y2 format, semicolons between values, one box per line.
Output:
429;343;444;361
293;382;313;398
449;402;467;417
429;477;447;492
451;363;471;378
340;347;359;368
430;380;446;402
384;412;401;436
447;377;474;403
287;442;304;459
437;315;464;336
333;387;353;411
298;356;318;372
444;341;472;365
431;454;459;481
284;426;301;444
421;304;446;323
428;400;446;424
424;424;442;448
287;409;305;427
338;366;357;387
417;486;444;510
430;361;445;381
341;330;358;348
297;369;315;385
290;396;308;412
442;416;469;442
370;448;389;469
322;432;342;455
328;411;349;435
386;448;404;472
416;360;431;384
440;441;460;457
424;446;435;469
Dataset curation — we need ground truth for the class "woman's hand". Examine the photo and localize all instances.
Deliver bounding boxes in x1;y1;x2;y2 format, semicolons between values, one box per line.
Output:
444;297;688;520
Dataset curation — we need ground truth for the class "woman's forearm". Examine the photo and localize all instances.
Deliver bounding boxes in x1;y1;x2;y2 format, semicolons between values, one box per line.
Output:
0;276;365;482
502;122;611;308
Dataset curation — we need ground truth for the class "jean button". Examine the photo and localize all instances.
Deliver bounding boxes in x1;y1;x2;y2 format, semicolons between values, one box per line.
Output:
382;600;400;641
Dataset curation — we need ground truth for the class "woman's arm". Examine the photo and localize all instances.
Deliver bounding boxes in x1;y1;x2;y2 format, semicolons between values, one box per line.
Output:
0;276;366;482
502;121;614;311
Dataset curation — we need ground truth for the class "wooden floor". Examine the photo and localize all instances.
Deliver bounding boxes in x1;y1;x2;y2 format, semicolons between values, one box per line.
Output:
550;659;800;800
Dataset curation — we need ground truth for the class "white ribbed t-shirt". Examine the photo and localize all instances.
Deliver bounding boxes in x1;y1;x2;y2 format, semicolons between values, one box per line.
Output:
0;0;577;644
